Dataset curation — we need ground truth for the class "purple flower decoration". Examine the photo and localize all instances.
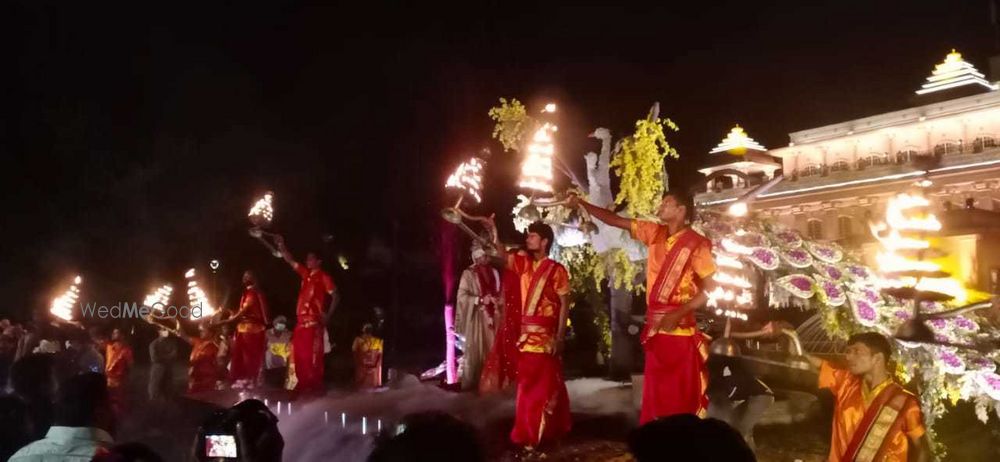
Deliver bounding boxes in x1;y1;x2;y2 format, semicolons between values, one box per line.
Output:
806;242;844;263
819;279;846;306
774;230;802;248
777;274;815;299
856;301;876;321
954;316;978;331
780;248;813;268
894;310;912;320
976;372;1000;400
938;350;965;373
928;318;947;329
861;288;881;304
747;247;779;270
846;264;873;281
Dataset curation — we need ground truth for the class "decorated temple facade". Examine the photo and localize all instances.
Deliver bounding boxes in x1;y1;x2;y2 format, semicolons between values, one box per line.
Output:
696;51;1000;293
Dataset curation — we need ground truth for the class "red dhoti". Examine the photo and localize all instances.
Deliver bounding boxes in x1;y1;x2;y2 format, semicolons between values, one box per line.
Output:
288;323;325;396
229;328;266;385
640;333;708;424
510;352;572;447
188;338;221;394
479;269;521;394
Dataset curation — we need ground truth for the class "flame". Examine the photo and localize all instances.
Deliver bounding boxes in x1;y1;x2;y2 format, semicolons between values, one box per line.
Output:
874;192;967;302
518;122;557;193
184;268;215;320
143;284;174;312
713;271;752;289
249;192;274;224
715;253;744;270
51;275;82;322
444;158;485;203
720;238;752;255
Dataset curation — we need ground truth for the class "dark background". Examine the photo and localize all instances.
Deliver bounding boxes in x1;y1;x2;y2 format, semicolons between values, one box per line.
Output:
5;1;1000;360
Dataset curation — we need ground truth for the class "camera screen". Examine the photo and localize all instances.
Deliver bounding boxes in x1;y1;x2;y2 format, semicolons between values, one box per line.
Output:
205;434;238;458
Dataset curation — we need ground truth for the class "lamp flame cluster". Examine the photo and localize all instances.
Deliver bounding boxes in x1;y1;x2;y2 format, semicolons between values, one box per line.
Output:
185;269;216;320
143;284;174;313
51;275;82;321
445;158;485;203
873;192;966;303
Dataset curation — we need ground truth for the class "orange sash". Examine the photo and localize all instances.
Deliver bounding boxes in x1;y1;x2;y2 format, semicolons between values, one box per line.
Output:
643;229;703;341
523;259;557;318
843;382;911;462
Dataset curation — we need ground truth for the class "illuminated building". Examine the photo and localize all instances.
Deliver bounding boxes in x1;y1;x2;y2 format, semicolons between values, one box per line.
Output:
696;50;1000;292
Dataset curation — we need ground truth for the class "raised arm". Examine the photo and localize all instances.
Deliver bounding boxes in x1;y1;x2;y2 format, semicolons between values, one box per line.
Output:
569;195;631;230
273;235;299;269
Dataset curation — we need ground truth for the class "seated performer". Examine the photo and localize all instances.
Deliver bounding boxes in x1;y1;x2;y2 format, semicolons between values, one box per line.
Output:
455;243;500;390
806;332;930;462
352;323;383;389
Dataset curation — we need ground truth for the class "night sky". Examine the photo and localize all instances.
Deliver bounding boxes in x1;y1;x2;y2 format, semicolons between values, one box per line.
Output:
5;1;999;336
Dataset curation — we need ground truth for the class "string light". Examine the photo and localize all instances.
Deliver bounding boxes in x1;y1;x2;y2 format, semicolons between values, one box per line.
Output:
709;125;766;154
915;49;998;95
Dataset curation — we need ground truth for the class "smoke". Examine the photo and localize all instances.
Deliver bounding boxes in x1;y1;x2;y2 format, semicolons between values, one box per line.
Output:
276;376;637;461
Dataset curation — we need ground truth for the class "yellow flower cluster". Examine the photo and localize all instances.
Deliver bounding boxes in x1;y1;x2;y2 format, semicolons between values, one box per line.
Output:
487;98;531;153
610;117;679;218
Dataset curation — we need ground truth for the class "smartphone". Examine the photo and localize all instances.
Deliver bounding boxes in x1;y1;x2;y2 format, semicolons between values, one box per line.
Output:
205;434;238;458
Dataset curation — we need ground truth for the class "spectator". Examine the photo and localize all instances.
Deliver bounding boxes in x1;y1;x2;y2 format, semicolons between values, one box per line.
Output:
9;372;116;461
628;414;756;462
194;399;282;462
66;330;105;375
0;395;32;461
368;411;484;462
264;316;291;387
10;353;59;440
148;326;178;401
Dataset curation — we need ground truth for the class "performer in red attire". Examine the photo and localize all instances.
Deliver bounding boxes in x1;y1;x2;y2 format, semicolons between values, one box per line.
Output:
275;236;339;398
575;191;716;423
479;268;521;394
104;327;133;415
485;220;572;450
219;270;269;389
175;322;221;394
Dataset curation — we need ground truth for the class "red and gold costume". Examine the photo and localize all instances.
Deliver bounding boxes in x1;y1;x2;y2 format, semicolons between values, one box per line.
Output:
229;284;269;386
352;334;383;389
105;340;133;415
286;263;336;396
188;337;221;394
820;361;926;462
631;221;715;424
480;269;522;394
507;252;572;448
